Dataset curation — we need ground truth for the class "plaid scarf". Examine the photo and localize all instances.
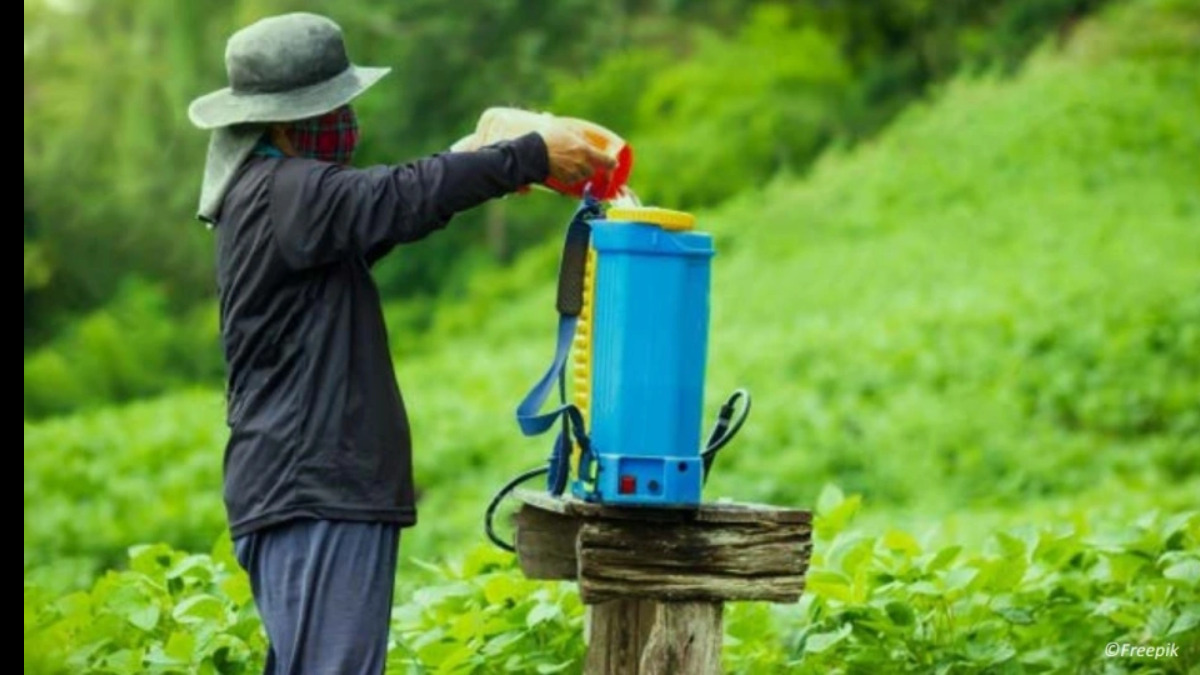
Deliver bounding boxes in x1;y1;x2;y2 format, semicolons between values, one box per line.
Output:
284;105;359;164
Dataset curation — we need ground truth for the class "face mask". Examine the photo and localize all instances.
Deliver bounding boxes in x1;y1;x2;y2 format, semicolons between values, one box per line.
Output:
284;105;359;164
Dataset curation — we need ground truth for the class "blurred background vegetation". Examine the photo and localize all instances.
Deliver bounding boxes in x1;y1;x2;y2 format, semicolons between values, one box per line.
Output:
24;0;1200;671
24;0;1115;415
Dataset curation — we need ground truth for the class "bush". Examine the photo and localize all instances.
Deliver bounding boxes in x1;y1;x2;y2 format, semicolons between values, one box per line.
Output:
24;281;223;418
760;487;1200;673
550;5;851;208
24;540;264;675
23;391;228;590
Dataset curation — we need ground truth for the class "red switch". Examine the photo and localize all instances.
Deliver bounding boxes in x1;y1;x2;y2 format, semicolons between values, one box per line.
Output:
618;475;637;494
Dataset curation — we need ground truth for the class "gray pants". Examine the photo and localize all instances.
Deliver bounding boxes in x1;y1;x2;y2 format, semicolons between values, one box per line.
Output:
234;519;401;675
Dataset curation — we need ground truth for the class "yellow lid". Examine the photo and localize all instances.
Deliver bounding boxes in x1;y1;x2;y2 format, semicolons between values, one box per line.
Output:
605;206;696;232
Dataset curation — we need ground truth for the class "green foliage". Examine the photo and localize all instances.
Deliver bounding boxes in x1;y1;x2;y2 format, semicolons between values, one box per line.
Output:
25;540;264;675
390;547;586;673
24;390;227;590
724;489;1200;674
23;0;1113;355
23;281;223;418
23;0;232;333
24;540;586;674
551;5;851;208
24;498;1199;673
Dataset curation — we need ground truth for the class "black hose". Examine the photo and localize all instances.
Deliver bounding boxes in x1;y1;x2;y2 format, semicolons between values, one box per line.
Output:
701;389;752;481
483;466;549;552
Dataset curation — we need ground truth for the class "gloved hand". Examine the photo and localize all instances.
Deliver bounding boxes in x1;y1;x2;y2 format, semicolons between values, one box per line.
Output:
538;126;617;185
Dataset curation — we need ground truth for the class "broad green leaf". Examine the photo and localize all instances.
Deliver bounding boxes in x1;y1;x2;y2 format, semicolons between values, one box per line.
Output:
409;558;447;576
480;615;517;637
1033;529;1080;568
106;583;160;632
173;595;226;625
816;494;863;540
202;633;255;668
995;532;1027;561
128;543;175;577
219;572;253;607
1168;607;1199;636
99;647;145;674
827;534;874;577
483;574;521;605
433;643;476;672
1147;606;1175;637
995;607;1034;625
527;602;561;628
988;557;1027;592
804;624;852;654
943;566;978;593
167;555;214;583
413;581;474;607
883;530;921;557
67;638;111;669
885;601;915;626
816;484;845;516
480;630;523;656
449;612;484;641
1100;552;1150;586
1163;558;1200;586
54;591;93;620
925;545;962;573
165;631;196;662
210;534;238;570
416;639;461;666
1160;511;1198;545
907;581;941;596
806;570;852;602
964;640;1016;666
462;546;513;577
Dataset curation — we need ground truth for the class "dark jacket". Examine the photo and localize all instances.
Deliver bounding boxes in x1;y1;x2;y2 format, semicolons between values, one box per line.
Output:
214;132;549;538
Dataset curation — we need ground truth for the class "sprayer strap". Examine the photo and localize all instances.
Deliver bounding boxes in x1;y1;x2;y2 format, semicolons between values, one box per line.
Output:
514;196;603;495
557;201;594;316
515;315;579;436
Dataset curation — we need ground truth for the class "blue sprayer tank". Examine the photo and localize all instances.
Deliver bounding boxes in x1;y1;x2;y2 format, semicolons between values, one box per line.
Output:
570;207;713;506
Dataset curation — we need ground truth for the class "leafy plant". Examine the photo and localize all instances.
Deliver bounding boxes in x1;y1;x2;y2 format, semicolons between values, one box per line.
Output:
760;486;1200;674
25;496;1199;673
390;547;586;673
25;540;264;675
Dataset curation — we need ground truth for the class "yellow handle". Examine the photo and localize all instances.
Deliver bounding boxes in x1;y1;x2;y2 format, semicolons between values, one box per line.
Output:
605;206;696;232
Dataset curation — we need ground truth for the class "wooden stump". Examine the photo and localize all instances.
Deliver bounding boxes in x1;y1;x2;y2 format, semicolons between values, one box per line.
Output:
586;599;657;674
639;602;722;675
513;491;812;675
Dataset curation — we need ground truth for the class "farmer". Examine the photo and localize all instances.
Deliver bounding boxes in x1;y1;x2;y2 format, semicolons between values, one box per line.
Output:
187;12;613;674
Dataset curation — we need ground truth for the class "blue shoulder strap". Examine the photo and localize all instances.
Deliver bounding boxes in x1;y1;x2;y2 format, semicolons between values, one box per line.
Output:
515;196;603;495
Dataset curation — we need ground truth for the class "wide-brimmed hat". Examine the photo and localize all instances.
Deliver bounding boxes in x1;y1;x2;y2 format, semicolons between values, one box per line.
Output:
189;12;389;222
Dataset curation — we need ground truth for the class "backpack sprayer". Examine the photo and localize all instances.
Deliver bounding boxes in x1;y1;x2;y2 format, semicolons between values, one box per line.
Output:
466;110;752;551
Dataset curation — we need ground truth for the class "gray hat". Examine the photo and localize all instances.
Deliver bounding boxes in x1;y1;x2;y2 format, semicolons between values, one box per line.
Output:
189;13;389;222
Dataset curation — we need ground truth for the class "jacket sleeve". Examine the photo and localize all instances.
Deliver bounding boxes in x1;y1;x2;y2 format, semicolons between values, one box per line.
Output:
270;132;549;269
